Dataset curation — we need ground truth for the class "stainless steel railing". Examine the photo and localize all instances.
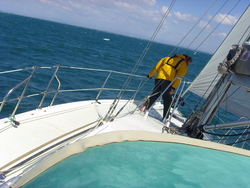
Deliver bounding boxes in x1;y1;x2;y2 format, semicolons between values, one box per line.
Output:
0;66;146;120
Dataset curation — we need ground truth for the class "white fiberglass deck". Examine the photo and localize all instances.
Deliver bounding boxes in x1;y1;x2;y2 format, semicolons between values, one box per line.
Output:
0;99;170;171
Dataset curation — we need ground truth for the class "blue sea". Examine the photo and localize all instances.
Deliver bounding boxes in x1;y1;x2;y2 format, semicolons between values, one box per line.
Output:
0;12;211;119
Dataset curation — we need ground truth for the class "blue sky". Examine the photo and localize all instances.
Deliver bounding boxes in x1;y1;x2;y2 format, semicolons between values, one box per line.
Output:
0;0;249;53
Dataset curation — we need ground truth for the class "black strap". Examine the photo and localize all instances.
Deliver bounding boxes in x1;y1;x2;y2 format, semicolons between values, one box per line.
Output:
165;57;184;70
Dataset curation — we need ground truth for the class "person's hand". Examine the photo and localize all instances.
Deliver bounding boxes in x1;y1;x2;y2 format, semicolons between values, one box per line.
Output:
146;75;152;79
169;88;175;95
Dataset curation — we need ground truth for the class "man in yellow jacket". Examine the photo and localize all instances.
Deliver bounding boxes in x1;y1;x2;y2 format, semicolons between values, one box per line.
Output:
141;54;192;120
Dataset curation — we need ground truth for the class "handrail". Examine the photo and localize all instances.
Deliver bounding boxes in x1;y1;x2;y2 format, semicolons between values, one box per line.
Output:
95;71;112;103
37;66;60;109
0;78;29;111
49;74;61;107
11;68;37;117
0;66;146;120
0;67;37;113
165;78;186;123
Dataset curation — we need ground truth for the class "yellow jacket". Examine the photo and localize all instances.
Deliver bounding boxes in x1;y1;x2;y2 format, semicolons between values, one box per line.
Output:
148;54;188;88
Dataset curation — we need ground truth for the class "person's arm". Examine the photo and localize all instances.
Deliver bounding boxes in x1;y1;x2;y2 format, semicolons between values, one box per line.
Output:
171;63;188;88
147;58;166;78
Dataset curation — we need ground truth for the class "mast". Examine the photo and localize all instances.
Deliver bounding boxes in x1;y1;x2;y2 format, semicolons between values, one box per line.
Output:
181;6;250;139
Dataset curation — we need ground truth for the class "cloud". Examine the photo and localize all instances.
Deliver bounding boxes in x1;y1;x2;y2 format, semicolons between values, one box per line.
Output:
40;0;60;7
212;14;238;26
217;32;227;38
173;11;197;23
198;21;210;29
68;1;82;9
172;19;179;25
161;6;171;15
40;0;73;11
116;0;157;7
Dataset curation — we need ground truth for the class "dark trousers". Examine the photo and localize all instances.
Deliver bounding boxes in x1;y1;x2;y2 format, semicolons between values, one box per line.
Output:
146;79;172;119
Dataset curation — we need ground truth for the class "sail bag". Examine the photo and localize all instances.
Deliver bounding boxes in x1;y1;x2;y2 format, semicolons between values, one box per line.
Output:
218;42;250;75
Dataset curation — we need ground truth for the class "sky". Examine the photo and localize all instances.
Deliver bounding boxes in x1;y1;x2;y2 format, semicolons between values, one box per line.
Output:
0;0;249;54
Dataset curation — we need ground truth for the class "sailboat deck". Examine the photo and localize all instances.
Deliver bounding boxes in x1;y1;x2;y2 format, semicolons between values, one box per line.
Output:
0;99;177;171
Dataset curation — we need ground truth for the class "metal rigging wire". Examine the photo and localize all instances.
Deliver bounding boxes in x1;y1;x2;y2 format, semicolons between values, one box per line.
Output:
103;0;177;119
168;0;219;56
179;0;243;114
117;0;177;99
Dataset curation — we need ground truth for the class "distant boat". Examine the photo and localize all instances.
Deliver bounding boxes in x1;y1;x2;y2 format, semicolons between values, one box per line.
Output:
0;3;250;188
103;38;110;41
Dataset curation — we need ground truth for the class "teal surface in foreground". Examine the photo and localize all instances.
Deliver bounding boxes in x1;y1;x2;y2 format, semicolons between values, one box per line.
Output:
23;141;250;188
